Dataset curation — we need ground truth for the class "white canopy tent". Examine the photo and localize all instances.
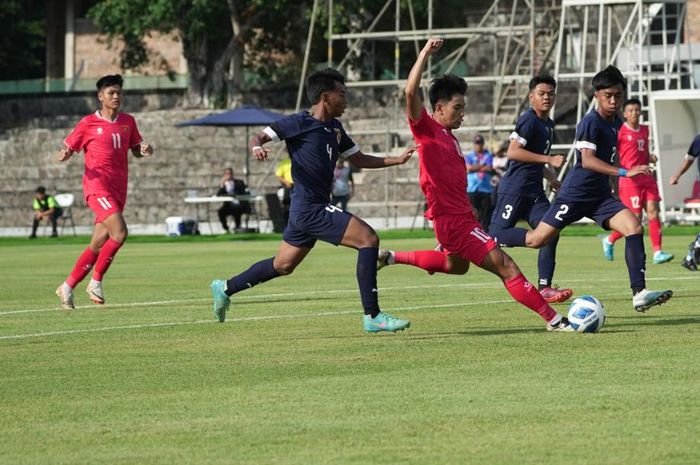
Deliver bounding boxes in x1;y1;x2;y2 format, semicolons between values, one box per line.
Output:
649;90;700;221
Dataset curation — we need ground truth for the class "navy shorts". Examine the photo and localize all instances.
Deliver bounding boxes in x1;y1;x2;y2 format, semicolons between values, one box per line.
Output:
283;203;353;248
489;193;551;232
541;196;626;230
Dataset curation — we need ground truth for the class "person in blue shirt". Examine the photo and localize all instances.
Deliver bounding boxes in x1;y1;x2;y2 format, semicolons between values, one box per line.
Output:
489;75;573;304
494;65;672;313
464;134;494;230
209;68;416;332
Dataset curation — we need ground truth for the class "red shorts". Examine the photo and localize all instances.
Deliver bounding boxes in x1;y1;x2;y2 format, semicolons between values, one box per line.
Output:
86;194;124;223
618;176;661;214
432;213;497;266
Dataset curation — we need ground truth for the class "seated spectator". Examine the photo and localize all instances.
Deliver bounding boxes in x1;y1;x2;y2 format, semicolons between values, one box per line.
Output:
217;168;251;233
30;186;63;239
331;159;354;211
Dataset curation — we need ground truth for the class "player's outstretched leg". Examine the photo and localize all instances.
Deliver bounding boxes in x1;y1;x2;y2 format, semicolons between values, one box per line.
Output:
535;235;573;303
378;249;452;274
211;253;287;323
479;247;573;332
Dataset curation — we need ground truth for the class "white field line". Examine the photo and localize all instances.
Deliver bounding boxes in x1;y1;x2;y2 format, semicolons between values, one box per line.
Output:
1;285;695;341
0;275;695;317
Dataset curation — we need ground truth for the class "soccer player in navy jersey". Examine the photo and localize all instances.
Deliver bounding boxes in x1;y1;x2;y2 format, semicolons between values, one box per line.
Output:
668;133;700;270
495;65;673;312
209;68;416;332
489;75;573;303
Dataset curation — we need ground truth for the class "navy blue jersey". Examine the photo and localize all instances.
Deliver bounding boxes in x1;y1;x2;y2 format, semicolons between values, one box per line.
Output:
558;110;622;202
498;109;554;197
264;111;359;211
687;134;700;158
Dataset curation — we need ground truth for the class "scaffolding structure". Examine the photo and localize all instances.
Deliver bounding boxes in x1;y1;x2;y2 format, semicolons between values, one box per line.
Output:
552;0;697;179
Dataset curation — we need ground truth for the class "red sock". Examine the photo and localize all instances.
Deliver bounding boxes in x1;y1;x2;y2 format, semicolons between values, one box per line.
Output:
608;230;623;244
648;218;662;252
504;273;557;322
66;247;99;288
393;250;449;274
92;238;124;281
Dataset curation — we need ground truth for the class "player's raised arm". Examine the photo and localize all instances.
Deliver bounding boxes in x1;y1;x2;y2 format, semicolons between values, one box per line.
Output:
507;138;565;168
405;38;443;121
249;131;273;161
347;145;418;169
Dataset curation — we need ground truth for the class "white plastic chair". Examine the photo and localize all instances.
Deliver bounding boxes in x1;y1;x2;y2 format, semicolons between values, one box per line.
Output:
54;193;76;236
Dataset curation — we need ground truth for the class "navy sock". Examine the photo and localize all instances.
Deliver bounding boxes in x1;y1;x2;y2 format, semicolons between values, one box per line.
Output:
537;234;558;289
225;257;280;296
357;247;380;317
624;234;646;293
492;227;528;247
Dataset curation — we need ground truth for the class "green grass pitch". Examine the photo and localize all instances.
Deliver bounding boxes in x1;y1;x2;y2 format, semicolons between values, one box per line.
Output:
1;233;698;465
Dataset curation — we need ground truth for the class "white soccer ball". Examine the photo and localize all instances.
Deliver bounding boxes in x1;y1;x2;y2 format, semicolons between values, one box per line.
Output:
567;295;606;333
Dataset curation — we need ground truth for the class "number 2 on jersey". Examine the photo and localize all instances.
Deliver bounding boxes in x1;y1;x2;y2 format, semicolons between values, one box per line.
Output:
554;204;569;221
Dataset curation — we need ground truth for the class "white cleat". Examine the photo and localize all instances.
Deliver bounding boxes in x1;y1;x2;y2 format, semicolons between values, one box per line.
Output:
632;289;673;313
377;249;394;271
87;280;105;305
55;284;75;310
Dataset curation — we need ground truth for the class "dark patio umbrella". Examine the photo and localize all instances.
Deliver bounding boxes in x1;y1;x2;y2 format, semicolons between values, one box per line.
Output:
176;105;287;183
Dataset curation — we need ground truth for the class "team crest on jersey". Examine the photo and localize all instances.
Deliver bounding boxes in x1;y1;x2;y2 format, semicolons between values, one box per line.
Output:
334;128;341;144
121;126;129;133
627;135;633;141
97;127;103;134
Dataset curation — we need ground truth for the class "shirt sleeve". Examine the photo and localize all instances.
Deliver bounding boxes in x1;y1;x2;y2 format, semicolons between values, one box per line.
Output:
687;135;700;158
128;117;143;148
47;196;59;209
266;114;302;142
510;113;536;147
408;107;433;139
464;152;476;165
64;118;87;152
574;118;599;152
337;124;360;159
32;199;40;211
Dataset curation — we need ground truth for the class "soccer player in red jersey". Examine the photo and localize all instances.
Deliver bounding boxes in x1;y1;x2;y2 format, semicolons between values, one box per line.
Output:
601;98;673;264
54;74;153;309
378;38;573;331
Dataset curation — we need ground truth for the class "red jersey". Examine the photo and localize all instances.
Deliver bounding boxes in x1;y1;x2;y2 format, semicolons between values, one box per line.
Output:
617;123;650;169
64;111;142;203
409;108;471;219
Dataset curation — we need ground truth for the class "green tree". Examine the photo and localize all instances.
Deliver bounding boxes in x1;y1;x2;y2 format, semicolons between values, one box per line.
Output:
88;0;310;107
0;0;45;80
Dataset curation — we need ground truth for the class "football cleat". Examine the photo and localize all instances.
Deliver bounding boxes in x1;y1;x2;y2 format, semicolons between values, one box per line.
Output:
363;312;410;333
377;249;393;271
55;284;75;310
86;280;105;305
602;237;614;261
539;286;574;303
632;289;673;313
210;279;231;323
681;257;697;271
546;316;575;332
652;250;674;264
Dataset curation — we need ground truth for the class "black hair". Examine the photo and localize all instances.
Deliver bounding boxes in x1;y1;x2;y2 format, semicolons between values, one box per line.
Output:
623;98;642;109
306;68;345;104
428;74;467;110
35;186;46;194
96;74;124;91
592;65;627;91
529;74;557;91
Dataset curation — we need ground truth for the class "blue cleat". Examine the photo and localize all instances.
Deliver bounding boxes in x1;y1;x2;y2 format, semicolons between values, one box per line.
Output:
632;289;673;313
363;312;411;333
652;250;674;264
210;279;231;322
602;237;614;261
